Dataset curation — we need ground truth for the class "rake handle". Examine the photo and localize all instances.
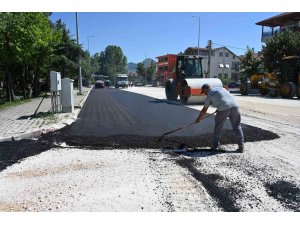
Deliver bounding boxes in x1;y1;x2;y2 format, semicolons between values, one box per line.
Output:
158;110;217;141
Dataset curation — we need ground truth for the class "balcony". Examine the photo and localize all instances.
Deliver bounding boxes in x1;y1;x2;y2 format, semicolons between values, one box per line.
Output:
261;23;300;42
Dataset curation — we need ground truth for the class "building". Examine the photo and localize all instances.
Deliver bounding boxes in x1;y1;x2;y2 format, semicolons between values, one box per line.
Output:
155;54;177;86
256;12;300;42
185;46;242;81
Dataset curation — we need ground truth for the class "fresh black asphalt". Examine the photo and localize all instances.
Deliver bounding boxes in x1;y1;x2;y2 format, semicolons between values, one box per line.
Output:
0;87;280;169
68;88;218;137
47;87;279;149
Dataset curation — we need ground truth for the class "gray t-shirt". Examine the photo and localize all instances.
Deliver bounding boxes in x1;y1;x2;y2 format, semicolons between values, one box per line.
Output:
204;87;238;111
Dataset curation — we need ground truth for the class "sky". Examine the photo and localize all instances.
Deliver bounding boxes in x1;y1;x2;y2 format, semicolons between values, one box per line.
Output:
50;12;280;64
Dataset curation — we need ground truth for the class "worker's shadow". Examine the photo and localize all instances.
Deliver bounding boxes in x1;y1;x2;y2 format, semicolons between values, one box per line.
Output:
17;112;53;120
162;148;238;158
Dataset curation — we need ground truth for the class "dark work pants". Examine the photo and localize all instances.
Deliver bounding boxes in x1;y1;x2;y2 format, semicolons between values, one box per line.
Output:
213;107;244;148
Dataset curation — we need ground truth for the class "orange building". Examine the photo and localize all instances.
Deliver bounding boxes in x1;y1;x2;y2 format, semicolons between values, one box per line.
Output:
155;54;177;86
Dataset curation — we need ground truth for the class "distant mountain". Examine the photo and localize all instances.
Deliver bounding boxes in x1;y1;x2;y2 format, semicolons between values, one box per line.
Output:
127;62;137;73
143;58;156;67
127;58;156;73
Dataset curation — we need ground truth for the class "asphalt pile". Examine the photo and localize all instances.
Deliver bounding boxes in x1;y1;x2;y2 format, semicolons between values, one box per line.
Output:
41;123;279;150
0;118;280;172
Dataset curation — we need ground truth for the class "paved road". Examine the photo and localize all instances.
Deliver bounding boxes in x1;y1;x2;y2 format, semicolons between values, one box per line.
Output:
54;88;279;150
1;87;297;213
68;88;220;137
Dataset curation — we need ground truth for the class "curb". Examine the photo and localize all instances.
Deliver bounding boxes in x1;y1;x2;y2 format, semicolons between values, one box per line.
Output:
79;88;92;109
0;88;92;143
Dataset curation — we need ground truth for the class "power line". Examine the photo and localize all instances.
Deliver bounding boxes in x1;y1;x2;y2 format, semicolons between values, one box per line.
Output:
212;42;248;51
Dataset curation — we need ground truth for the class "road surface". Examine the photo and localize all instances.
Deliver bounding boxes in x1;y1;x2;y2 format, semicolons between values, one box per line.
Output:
0;87;299;213
59;88;277;149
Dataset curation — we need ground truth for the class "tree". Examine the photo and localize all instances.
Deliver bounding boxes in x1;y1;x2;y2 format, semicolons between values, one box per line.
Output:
0;13;58;100
240;47;262;81
97;45;127;78
50;19;84;80
146;61;156;83
262;29;300;72
0;13;89;101
136;62;145;80
0;12;22;101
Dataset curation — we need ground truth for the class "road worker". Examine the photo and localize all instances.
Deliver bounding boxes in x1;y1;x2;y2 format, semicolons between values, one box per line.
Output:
195;84;244;153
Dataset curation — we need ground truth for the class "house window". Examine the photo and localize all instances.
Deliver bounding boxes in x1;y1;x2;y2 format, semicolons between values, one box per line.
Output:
233;55;235;59
232;62;240;71
159;66;164;71
158;58;163;62
224;73;228;78
164;66;168;71
219;52;223;57
225;52;229;57
164;57;168;61
200;51;208;56
218;73;222;78
225;64;230;68
219;64;224;68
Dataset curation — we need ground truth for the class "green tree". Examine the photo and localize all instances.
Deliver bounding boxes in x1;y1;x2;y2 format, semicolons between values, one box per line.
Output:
262;29;300;72
50;19;84;80
0;12;22;101
240;47;262;81
0;13;58;100
146;61;156;83
136;62;145;81
0;13;89;101
97;45;127;78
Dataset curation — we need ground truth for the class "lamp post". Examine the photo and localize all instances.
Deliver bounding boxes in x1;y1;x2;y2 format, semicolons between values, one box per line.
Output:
191;15;200;56
76;12;82;95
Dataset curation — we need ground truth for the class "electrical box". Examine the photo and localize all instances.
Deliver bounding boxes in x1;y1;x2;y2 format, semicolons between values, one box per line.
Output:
50;71;61;92
61;78;74;113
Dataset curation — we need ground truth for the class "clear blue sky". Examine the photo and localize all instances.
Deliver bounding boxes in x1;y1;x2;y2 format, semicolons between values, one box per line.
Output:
50;12;279;63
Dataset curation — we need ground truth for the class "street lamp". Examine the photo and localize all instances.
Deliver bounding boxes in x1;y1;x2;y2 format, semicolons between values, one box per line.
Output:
76;12;82;95
191;15;200;56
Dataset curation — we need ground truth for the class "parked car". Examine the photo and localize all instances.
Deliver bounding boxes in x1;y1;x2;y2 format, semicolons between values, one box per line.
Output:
227;82;241;88
135;81;144;86
95;80;105;88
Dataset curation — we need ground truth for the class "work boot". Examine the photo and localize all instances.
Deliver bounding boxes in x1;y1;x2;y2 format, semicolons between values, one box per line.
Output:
237;144;244;153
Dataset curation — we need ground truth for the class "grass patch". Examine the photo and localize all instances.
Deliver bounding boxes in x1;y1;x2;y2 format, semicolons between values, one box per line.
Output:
44;112;59;125
0;98;33;111
0;92;50;111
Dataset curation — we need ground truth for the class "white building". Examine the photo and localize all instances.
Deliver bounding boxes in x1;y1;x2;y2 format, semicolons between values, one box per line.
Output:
184;46;242;81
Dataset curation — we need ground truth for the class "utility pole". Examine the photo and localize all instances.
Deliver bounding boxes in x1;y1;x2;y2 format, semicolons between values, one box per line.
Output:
207;40;212;78
191;15;200;56
76;12;82;95
87;35;95;66
145;50;147;86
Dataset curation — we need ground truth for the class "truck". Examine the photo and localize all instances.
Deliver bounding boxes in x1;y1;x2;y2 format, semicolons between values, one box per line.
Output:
240;56;300;99
164;55;223;104
115;74;129;88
